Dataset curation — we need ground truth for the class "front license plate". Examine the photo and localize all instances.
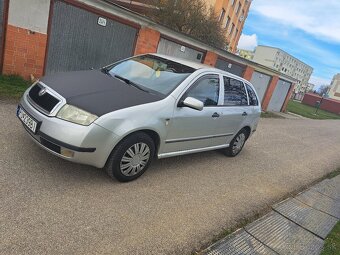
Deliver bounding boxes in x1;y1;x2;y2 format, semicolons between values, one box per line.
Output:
17;107;38;133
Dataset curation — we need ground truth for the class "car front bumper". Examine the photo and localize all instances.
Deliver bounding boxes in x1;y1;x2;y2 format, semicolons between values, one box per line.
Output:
19;93;118;168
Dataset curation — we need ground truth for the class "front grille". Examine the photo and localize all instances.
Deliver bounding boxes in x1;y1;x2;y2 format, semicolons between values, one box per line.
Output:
28;83;60;113
40;137;61;154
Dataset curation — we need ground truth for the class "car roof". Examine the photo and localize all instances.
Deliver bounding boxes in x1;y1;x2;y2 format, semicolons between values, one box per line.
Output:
149;53;209;70
149;53;251;85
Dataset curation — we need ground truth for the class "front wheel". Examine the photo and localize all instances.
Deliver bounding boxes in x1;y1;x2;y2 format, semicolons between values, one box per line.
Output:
105;132;155;182
224;129;248;157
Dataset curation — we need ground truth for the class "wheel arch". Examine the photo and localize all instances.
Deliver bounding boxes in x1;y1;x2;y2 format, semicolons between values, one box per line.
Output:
114;129;161;154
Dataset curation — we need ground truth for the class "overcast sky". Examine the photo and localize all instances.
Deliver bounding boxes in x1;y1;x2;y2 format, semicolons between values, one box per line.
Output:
237;0;340;88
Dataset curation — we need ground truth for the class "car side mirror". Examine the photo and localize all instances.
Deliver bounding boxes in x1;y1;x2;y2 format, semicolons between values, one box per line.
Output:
180;97;204;111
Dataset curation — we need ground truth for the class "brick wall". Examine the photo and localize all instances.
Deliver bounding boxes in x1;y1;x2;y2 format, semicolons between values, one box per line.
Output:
281;83;295;112
3;24;47;80
242;66;254;81
302;93;340;115
134;26;160;55
203;51;218;66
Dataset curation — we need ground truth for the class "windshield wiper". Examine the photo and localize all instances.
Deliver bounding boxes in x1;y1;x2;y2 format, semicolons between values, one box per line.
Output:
114;75;150;93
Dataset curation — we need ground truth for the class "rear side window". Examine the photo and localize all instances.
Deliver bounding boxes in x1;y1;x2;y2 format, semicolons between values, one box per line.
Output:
186;75;220;106
223;77;248;106
245;84;259;106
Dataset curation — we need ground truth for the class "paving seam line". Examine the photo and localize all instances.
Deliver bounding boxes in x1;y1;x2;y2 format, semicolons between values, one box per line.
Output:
294;193;340;220
242;227;280;255
312;187;340;201
271;207;327;240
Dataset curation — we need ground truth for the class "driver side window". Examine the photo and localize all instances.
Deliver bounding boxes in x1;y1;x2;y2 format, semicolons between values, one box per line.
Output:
186;75;220;106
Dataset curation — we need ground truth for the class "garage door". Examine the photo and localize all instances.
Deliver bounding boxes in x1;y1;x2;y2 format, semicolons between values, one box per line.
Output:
267;79;291;112
45;0;138;74
215;58;245;77
250;71;271;102
157;38;204;63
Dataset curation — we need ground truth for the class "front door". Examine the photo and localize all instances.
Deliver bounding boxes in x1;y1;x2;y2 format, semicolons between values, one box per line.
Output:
162;75;222;154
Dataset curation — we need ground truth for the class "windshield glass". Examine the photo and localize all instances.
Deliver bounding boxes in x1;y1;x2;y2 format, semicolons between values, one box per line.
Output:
106;55;196;95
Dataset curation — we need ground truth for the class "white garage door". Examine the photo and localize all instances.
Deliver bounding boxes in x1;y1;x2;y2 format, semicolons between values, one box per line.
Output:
267;79;291;112
250;71;271;102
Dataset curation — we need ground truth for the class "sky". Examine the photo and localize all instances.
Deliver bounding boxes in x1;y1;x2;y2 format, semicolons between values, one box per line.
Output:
237;0;340;88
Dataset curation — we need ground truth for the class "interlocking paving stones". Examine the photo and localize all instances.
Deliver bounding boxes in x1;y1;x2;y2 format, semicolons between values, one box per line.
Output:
245;212;324;255
295;189;340;219
204;229;277;255
203;176;340;254
272;198;338;239
312;179;340;200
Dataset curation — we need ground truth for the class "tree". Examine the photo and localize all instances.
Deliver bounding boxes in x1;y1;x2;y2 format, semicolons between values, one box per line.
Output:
317;85;330;96
148;0;227;48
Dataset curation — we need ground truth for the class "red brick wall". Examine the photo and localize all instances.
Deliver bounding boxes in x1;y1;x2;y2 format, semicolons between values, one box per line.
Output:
203;51;218;66
242;66;254;81
281;83;295;112
261;75;279;111
302;93;340;115
134;26;160;55
3;25;47;80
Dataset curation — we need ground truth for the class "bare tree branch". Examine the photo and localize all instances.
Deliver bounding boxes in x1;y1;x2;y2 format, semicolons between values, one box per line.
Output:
148;0;227;48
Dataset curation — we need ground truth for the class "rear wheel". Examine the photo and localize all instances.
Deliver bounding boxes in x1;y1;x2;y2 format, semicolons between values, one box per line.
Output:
105;132;155;182
224;129;249;157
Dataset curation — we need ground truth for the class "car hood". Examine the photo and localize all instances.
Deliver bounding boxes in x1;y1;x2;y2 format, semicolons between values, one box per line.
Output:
40;70;164;116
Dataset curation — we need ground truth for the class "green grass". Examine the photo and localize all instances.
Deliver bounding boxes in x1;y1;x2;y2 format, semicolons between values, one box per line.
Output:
0;75;31;99
261;112;285;119
287;100;340;120
321;222;340;255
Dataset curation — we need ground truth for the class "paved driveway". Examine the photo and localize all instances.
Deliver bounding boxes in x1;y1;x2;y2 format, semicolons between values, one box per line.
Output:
1;100;340;255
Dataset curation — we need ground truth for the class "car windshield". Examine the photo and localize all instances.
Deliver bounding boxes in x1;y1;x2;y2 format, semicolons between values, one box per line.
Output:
105;55;196;95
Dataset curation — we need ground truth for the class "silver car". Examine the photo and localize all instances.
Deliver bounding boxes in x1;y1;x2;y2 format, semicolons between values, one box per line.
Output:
17;54;261;182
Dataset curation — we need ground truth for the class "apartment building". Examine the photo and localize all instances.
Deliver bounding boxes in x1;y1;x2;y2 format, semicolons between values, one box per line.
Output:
329;74;340;100
238;49;254;60
252;45;313;93
207;0;252;52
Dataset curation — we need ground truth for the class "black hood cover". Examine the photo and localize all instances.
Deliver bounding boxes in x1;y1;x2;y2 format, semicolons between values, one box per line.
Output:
40;70;164;116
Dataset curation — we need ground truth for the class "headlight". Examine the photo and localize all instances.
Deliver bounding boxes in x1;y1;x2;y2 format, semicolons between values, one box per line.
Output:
57;104;98;126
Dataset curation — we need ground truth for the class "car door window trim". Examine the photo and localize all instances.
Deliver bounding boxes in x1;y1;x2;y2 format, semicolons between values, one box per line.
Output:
179;74;220;107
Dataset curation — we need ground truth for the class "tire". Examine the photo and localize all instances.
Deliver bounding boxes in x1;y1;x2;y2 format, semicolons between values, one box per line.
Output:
224;129;249;157
105;132;155;182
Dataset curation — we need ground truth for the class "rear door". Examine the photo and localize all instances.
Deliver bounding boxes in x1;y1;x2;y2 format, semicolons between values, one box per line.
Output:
244;83;261;124
162;74;222;153
214;76;250;145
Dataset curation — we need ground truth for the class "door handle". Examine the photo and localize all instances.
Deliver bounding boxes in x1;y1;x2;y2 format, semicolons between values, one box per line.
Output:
212;112;220;118
242;112;248;116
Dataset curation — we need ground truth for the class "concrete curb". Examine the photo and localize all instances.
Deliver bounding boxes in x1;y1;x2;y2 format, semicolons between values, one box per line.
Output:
202;175;340;255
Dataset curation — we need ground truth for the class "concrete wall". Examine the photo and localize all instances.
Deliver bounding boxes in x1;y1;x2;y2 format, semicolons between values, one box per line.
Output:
8;0;50;34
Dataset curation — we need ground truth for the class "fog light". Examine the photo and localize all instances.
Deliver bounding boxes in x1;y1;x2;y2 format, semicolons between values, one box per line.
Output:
61;148;75;158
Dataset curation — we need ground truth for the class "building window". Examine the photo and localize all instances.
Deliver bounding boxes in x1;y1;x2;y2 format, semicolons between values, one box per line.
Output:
229;23;235;35
219;8;226;22
236;2;242;15
235;28;239;38
225;16;231;29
